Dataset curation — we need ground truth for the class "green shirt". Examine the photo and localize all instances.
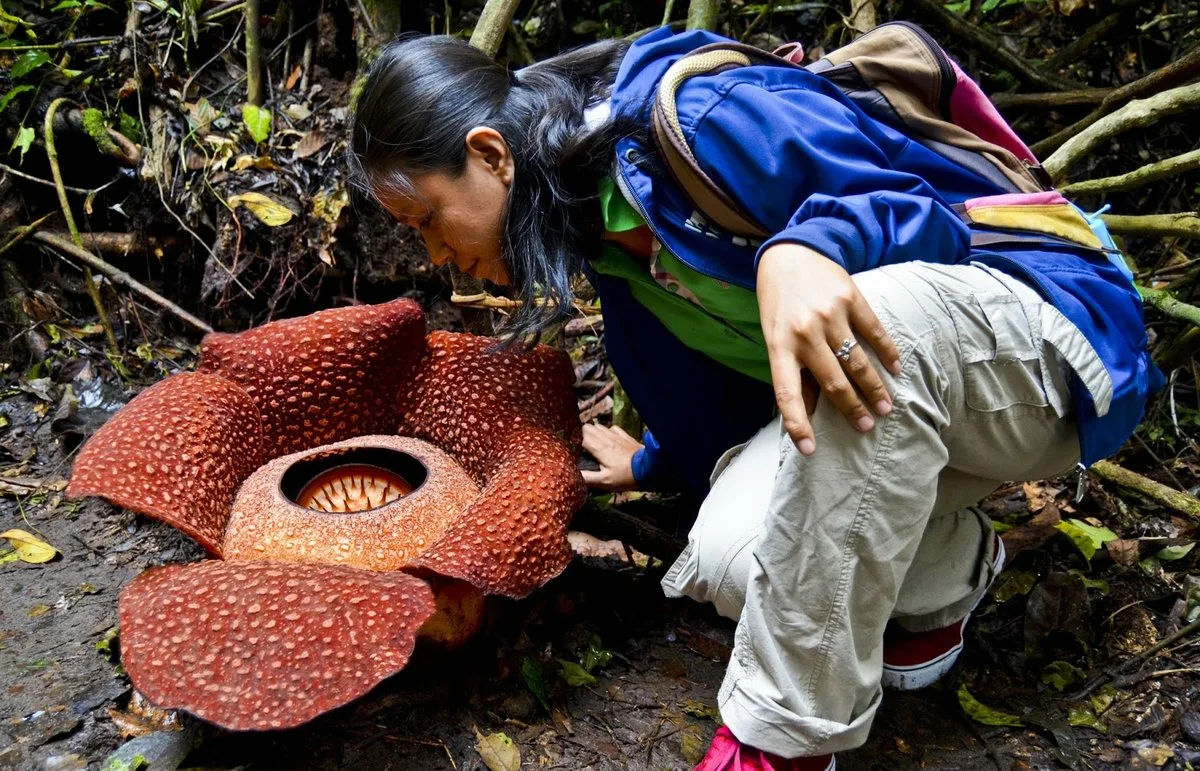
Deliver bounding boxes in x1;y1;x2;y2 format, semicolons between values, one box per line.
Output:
591;177;772;384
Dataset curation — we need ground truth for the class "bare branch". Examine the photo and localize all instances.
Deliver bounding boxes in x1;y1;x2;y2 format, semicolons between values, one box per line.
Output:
1060;149;1200;195
469;0;522;58
1101;212;1200;240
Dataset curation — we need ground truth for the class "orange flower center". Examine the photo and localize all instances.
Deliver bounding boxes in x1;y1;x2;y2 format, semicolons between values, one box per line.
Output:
295;464;413;513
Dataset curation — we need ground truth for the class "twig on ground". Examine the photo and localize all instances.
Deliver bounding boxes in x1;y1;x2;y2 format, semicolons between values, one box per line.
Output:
579;381;617;413
0;163;98;195
32;232;214;335
1101;212;1200;240
1033;44;1200;159
1071;617;1200;700
1043;11;1124;73
572;499;687;563
0;214;56;260
908;0;1090;91
44;97;119;354
1060;149;1200;195
1091;459;1200;522
1045;83;1200;183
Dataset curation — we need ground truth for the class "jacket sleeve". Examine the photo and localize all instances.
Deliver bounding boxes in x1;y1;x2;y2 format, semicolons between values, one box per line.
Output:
631;429;675;491
684;75;972;273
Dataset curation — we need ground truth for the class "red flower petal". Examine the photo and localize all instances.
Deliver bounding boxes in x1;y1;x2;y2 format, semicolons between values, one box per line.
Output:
119;560;435;731
199;299;425;457
414;427;585;598
67;373;265;554
221;435;480;571
399;332;585;597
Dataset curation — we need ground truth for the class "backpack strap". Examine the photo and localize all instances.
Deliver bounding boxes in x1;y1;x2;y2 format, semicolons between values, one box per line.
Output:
651;44;787;238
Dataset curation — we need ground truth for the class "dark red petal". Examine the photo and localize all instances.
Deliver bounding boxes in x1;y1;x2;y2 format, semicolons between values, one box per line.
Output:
119;560;435;731
221;435;479;571
67;373;264;554
199;299;425;457
414;427;586;598
399;331;583;483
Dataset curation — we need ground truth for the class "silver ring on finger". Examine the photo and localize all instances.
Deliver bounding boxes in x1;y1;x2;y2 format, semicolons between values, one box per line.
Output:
834;338;858;363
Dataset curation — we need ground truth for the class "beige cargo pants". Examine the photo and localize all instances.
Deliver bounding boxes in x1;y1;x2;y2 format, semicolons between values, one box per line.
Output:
662;261;1113;758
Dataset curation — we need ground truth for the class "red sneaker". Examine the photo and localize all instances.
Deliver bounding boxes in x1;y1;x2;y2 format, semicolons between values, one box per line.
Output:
695;726;835;771
881;534;1006;691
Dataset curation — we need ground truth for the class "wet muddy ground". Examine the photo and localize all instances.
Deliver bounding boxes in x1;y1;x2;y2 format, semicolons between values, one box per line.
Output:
2;382;1199;771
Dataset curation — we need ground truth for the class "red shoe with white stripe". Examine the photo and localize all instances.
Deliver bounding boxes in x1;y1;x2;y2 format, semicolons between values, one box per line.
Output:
694;726;835;771
881;534;1006;691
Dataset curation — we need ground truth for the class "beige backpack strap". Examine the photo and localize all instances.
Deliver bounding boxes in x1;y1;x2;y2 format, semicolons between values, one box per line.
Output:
651;46;775;239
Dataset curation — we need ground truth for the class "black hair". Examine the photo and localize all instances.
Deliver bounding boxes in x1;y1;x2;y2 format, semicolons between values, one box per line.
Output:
350;35;640;341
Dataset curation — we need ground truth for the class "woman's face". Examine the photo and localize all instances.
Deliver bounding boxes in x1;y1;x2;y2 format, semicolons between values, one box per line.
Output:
376;127;514;286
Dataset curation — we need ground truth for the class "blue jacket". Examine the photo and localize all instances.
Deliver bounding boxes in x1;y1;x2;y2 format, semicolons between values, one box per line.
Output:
595;28;1161;498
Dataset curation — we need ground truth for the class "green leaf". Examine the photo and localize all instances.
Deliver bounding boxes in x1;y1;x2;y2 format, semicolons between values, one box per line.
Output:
1067;569;1110;595
957;684;1022;727
943;0;971;11
52;0;81;9
1041;660;1087;692
0;84;34;113
992;570;1037;603
579;642;613;673
134;342;153;362
102;753;148;771
1154;542;1194;562
1090;684;1121;715
241;103;272;143
95;626;119;659
11;49;50;78
10;124;33;163
1067;703;1106;732
520;657;550;713
1055;519;1117;560
557;659;596;686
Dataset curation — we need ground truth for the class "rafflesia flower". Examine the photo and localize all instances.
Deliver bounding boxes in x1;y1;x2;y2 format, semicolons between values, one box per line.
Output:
67;299;585;731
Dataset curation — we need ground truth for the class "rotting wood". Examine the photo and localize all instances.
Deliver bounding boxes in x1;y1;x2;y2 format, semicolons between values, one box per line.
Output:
1091;460;1200;522
1045;83;1200;183
33;232;215;335
1060;150;1200;196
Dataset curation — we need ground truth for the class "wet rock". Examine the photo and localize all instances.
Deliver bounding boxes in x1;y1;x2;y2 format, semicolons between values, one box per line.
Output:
102;724;200;771
1180;711;1200;744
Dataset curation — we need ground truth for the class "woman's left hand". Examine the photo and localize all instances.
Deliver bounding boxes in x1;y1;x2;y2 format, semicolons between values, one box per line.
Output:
757;243;902;456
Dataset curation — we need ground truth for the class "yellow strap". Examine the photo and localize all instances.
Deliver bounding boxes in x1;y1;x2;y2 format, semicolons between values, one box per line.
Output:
965;204;1104;250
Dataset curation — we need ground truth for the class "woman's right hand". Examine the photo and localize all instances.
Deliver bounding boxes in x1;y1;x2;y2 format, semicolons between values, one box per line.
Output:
581;423;642;491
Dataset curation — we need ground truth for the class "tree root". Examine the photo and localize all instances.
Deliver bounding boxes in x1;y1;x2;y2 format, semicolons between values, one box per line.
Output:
1045;83;1200;183
1060;149;1200;195
1100;212;1200;240
1091;460;1200;523
1033;43;1200;160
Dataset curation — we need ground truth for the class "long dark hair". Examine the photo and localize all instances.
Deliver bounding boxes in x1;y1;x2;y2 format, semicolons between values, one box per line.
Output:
350;35;637;341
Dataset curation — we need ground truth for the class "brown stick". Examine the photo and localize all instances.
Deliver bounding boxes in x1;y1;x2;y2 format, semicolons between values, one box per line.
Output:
1043;11;1123;73
45;97;119;355
245;0;264;105
991;89;1113;110
32;232;214;335
1091;460;1200;522
1100;212;1200;240
571;499;686;563
1032;44;1200;159
1060;149;1200;196
1045;83;1200;183
907;0;1089;91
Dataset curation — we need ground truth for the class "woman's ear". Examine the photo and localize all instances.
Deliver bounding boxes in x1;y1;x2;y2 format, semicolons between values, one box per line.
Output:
465;126;514;187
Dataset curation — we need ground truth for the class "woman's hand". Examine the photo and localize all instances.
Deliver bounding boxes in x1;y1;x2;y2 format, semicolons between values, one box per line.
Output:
757;243;902;456
581;423;642;491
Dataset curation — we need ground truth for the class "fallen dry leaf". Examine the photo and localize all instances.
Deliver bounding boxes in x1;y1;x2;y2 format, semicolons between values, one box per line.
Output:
474;728;520;771
1;528;60;563
295;130;331;159
227;192;296;227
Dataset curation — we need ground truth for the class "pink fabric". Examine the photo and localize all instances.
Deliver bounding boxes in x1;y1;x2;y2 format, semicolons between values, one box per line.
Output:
695;727;831;771
773;42;805;64
964;191;1069;211
948;60;1038;164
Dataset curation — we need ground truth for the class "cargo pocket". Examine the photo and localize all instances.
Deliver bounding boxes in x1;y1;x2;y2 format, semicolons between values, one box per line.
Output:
945;293;1053;414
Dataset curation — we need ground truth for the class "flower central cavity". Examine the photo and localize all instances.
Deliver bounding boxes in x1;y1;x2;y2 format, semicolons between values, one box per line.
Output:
295;464;413;512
